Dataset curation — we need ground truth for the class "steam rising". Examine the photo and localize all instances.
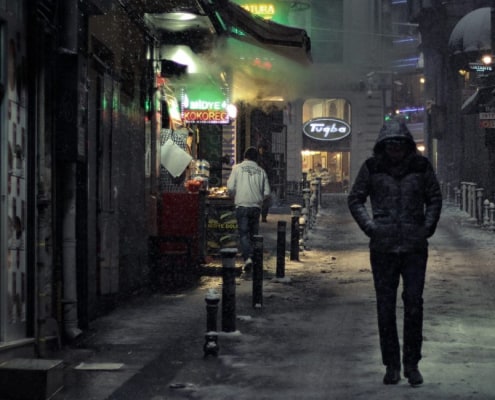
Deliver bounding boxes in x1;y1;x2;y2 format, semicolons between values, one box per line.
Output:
172;35;313;105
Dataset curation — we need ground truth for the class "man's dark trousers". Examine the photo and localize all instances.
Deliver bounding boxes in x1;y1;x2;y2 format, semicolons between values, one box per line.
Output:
370;249;427;369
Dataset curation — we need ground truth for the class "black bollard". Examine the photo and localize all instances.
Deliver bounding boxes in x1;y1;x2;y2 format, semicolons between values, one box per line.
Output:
290;205;301;261
311;180;319;217
221;248;238;332
204;288;220;357
252;235;263;309
276;221;286;278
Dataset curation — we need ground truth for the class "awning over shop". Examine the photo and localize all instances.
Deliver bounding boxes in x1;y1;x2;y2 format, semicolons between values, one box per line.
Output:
217;1;310;49
211;0;311;63
461;86;495;114
448;7;493;56
144;0;311;63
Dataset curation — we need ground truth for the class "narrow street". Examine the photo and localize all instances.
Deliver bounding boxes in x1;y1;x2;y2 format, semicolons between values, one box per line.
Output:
51;195;495;400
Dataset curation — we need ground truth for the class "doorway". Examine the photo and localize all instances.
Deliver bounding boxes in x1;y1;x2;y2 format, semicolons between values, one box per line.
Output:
302;150;350;193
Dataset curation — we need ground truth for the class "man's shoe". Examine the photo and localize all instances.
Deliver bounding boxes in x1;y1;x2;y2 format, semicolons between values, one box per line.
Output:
404;366;423;386
244;257;253;272
383;366;401;385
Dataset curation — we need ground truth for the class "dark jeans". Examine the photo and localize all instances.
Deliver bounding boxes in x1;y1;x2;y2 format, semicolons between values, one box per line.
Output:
370;249;427;369
261;197;271;219
236;206;261;260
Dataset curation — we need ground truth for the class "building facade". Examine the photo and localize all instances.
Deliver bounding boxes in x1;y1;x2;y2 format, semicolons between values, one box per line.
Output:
409;0;495;198
0;0;155;360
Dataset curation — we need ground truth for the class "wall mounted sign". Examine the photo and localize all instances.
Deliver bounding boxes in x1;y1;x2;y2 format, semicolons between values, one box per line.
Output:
183;110;229;123
233;0;292;25
241;3;276;19
479;112;495;128
181;90;230;124
469;62;493;72
302;118;351;141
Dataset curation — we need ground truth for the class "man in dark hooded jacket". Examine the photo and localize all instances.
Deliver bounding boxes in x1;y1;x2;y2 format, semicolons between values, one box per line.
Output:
347;120;442;386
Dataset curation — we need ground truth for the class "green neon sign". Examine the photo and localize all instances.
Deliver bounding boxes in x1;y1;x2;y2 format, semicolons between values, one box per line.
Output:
232;1;290;25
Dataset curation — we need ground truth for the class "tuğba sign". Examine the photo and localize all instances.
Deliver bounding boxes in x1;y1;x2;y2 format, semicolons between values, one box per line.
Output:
303;118;351;141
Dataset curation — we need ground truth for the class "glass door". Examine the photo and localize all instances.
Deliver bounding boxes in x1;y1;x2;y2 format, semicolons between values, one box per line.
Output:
302;150;350;193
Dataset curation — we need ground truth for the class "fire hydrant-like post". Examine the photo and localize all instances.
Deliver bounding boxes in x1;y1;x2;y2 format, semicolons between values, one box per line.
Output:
276;221;286;278
290;204;301;261
221;248;238;332
252;235;263;309
204;288;220;357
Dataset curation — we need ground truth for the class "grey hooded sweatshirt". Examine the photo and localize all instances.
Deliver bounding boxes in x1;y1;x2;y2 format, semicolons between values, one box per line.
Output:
347;121;442;253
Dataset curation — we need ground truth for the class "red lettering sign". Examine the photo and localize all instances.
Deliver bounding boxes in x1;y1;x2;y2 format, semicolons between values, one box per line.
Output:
183;110;229;123
480;120;495;129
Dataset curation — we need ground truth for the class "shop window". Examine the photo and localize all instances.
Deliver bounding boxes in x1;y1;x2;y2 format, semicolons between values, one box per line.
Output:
302;97;351;193
302;98;351;122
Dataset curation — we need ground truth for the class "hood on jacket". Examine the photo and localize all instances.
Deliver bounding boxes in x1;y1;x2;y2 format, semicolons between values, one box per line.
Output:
373;120;417;155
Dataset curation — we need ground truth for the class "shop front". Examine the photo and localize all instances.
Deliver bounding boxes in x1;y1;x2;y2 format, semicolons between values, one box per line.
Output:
154;65;239;272
301;99;352;193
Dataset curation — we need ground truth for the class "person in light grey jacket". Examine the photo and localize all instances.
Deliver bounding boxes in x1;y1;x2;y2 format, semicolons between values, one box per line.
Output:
348;120;442;387
227;147;271;270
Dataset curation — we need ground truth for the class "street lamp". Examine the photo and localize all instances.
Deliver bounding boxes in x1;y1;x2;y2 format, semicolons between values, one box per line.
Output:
482;54;493;65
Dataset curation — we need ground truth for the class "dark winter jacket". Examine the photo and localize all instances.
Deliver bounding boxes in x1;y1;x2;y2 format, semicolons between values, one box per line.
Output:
347;121;442;253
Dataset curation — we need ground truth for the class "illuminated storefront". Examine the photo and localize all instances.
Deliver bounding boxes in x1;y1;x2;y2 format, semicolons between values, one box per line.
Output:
302;98;351;192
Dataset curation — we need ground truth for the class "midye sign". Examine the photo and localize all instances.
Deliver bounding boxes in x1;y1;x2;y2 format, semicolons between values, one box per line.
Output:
303;118;351;141
181;91;230;124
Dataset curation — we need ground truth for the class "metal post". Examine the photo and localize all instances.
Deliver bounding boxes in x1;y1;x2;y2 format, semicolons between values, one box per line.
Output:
311;180;319;216
467;183;475;218
454;187;460;207
461;181;467;212
301;172;308;193
302;188;311;229
204;288;220;357
476;188;484;224
252;235;263;309
483;199;490;227
298;216;306;250
290;204;301;261
221;248;238;332
316;177;322;207
310;191;316;228
276;221;286;278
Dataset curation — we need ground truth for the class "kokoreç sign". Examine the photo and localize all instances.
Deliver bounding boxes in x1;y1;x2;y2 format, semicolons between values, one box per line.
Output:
303;118;351;141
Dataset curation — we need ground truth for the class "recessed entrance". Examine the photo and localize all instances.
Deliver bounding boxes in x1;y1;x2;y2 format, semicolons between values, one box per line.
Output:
302;150;350;193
